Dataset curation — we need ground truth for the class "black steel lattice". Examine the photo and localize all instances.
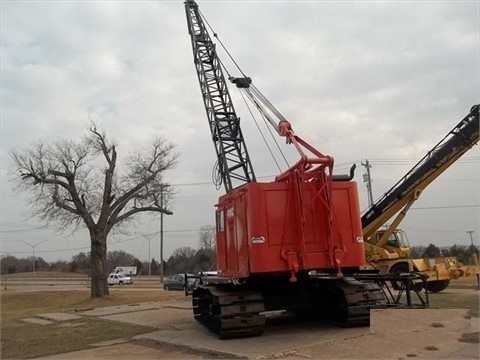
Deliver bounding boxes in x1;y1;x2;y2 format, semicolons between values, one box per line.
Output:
185;0;256;192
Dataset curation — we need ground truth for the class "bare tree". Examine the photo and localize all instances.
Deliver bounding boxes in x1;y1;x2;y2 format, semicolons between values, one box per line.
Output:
10;125;177;298
198;224;215;250
70;252;91;272
168;246;197;273
106;249;138;272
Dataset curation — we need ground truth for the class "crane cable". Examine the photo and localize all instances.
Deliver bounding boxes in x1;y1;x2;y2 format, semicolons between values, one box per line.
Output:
238;89;283;173
212;160;223;190
199;9;247;78
239;87;290;168
199;9;290;171
250;83;288;123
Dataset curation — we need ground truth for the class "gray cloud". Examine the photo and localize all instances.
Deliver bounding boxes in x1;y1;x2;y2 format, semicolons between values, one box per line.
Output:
1;0;478;262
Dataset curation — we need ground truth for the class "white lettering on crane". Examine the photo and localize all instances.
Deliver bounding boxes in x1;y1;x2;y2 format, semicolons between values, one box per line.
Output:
252;236;266;244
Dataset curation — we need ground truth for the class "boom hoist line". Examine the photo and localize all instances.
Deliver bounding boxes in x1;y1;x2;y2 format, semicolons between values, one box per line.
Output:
362;104;480;245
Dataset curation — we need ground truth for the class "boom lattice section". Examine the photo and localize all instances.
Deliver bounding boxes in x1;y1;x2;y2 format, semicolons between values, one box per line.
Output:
185;0;256;192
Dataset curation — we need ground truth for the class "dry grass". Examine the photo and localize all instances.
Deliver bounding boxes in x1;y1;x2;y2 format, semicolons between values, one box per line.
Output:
0;289;184;359
428;292;479;317
0;275;478;359
1;271;86;279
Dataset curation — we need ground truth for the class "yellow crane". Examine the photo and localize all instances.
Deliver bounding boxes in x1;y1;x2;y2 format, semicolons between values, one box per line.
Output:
362;104;479;292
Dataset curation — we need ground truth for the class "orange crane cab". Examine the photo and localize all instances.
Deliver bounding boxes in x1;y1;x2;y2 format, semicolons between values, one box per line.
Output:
215;165;366;280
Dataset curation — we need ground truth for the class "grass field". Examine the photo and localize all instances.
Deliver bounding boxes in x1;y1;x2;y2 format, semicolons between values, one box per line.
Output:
1;271;87;279
1;271;161;283
1;274;478;359
0;289;184;359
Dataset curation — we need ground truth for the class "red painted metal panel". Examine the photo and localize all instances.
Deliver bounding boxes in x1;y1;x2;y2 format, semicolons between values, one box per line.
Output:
215;180;365;278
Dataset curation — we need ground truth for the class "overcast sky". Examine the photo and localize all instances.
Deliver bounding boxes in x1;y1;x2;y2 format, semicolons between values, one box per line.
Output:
1;0;479;265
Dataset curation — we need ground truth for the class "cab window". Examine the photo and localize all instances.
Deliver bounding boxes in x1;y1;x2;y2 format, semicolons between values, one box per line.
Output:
386;234;399;248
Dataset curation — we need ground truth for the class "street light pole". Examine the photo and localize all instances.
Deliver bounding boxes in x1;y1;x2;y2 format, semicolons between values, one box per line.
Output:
19;240;45;274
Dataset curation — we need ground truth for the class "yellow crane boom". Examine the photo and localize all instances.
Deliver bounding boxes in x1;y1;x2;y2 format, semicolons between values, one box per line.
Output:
362;104;479;244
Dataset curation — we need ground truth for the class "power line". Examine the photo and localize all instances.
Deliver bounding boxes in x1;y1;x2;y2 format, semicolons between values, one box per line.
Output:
2;245;90;255
1;227;205;255
368;156;478;163
365;179;479;182
403;226;478;234
141;157;478;186
410;205;479;210
0;226;48;233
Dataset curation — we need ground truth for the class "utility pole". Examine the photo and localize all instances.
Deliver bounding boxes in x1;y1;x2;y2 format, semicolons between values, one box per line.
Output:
467;230;475;247
466;230;479;290
19;240;45;274
140;233;152;277
158;184;173;286
160;187;164;285
148;236;151;277
361;159;374;208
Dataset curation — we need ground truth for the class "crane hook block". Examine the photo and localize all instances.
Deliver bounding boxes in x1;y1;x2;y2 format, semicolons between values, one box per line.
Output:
230;77;252;89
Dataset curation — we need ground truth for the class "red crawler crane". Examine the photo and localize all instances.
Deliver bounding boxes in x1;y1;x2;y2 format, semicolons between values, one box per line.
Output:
183;0;406;339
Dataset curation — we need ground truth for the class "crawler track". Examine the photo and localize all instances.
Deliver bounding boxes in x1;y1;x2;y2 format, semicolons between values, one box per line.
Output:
192;285;266;339
192;276;388;338
321;277;385;327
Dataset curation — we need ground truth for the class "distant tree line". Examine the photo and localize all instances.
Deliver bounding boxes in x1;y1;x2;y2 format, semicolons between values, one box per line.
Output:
0;247;215;276
410;244;479;264
2;242;476;276
1;225;217;276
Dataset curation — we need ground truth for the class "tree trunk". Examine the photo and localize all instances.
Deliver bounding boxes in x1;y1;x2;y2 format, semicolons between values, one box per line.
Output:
90;230;110;298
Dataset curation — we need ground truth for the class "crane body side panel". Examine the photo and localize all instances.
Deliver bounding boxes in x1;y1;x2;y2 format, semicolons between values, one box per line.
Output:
330;181;365;266
215;181;365;277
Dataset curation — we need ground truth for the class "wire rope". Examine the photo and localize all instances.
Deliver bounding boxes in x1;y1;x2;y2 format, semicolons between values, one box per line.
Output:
212;160;223;190
200;8;292;172
238;89;283;173
199;9;247;78
241;88;290;168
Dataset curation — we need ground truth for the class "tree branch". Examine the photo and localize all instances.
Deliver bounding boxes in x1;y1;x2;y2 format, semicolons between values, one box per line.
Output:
90;126;114;165
97;145;117;228
109;171;158;216
108;206;172;233
52;186;80;215
48;169;72;179
22;171;72;192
